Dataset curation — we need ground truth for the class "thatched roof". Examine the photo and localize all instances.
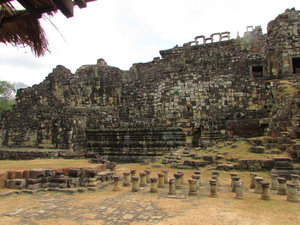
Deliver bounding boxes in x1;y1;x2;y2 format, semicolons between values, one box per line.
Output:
0;0;95;56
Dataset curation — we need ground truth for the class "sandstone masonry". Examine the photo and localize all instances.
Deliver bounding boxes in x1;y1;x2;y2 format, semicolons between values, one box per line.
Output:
0;9;299;162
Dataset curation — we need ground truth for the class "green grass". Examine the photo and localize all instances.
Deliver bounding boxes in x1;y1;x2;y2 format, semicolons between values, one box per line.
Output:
276;80;298;98
0;159;94;173
209;141;286;160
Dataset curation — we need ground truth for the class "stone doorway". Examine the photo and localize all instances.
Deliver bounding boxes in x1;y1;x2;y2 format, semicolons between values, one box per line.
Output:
192;127;202;147
251;65;263;77
292;57;300;74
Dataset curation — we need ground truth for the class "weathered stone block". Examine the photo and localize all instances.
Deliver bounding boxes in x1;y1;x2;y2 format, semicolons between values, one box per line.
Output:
45;169;56;179
293;144;300;150
216;164;234;171
249;146;265;153
7;171;17;179
6;179;26;189
68;168;81;177
203;155;214;164
27;183;42;190
83;168;99;178
29;169;46;179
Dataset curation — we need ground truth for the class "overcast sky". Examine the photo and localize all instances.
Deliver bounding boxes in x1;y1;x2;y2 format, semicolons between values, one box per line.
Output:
1;0;300;86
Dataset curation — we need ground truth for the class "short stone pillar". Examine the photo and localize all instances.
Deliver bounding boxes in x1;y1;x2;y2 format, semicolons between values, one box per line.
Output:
212;171;220;185
162;170;168;184
188;179;197;196
261;182;270;200
131;176;139;192
168;178;176;195
277;177;287;195
232;176;240;193
158;173;165;188
270;174;279;190
194;171;202;186
291;174;299;190
123;172;130;187
174;173;182;189
209;179;218;197
113;175;120;191
130;170;136;182
250;173;257;189
139;172;147;187
178;171;184;185
235;181;244;199
254;177;264;194
150;177;158;193
287;183;299;202
192;175;200;190
230;173;238;188
145;169;151;184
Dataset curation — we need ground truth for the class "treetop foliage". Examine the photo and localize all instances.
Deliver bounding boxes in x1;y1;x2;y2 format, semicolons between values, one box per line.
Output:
0;80;15;100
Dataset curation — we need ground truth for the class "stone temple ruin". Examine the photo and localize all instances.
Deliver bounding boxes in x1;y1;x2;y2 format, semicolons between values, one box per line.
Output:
0;8;300;163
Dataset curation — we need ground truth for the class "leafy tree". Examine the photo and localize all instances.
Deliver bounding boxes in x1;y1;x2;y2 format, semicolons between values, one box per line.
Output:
0;81;16;115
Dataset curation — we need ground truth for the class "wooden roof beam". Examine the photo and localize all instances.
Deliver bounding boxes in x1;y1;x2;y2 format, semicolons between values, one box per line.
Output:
53;0;74;18
0;10;30;25
0;0;11;4
85;0;98;3
74;0;86;8
0;7;54;25
17;0;42;18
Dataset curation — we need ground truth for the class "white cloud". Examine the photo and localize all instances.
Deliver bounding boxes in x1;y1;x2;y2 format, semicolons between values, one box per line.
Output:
0;0;299;86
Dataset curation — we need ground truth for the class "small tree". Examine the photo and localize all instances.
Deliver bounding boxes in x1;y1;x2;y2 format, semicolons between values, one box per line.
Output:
0;81;16;115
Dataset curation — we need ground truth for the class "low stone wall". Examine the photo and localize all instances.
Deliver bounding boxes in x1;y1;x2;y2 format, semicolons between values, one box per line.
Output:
234;159;275;171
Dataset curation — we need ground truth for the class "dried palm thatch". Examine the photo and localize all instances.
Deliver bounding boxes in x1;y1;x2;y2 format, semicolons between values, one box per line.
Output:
0;2;56;56
0;0;93;57
1;16;49;56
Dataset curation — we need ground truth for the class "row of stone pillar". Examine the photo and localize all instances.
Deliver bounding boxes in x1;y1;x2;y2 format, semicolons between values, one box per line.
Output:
228;172;300;202
113;170;205;195
249;173;299;202
114;170;223;198
113;170;299;202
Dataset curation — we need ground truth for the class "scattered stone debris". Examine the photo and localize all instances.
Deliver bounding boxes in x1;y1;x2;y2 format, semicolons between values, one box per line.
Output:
5;166;115;191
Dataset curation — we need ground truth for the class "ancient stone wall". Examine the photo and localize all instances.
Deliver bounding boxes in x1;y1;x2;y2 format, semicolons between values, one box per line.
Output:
86;127;185;162
266;8;300;76
0;9;299;159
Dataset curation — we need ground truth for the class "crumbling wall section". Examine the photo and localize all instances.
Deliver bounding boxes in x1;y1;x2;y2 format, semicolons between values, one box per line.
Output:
266;8;300;76
119;35;272;146
0;62;123;150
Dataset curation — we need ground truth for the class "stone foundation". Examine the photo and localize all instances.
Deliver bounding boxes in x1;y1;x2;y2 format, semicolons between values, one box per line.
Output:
86;127;185;162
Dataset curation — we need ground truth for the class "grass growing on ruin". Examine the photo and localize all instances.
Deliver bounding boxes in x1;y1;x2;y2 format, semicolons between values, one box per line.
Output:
212;141;286;160
276;80;298;98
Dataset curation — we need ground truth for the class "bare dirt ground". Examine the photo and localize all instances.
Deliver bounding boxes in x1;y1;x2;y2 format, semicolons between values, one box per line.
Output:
0;162;299;225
